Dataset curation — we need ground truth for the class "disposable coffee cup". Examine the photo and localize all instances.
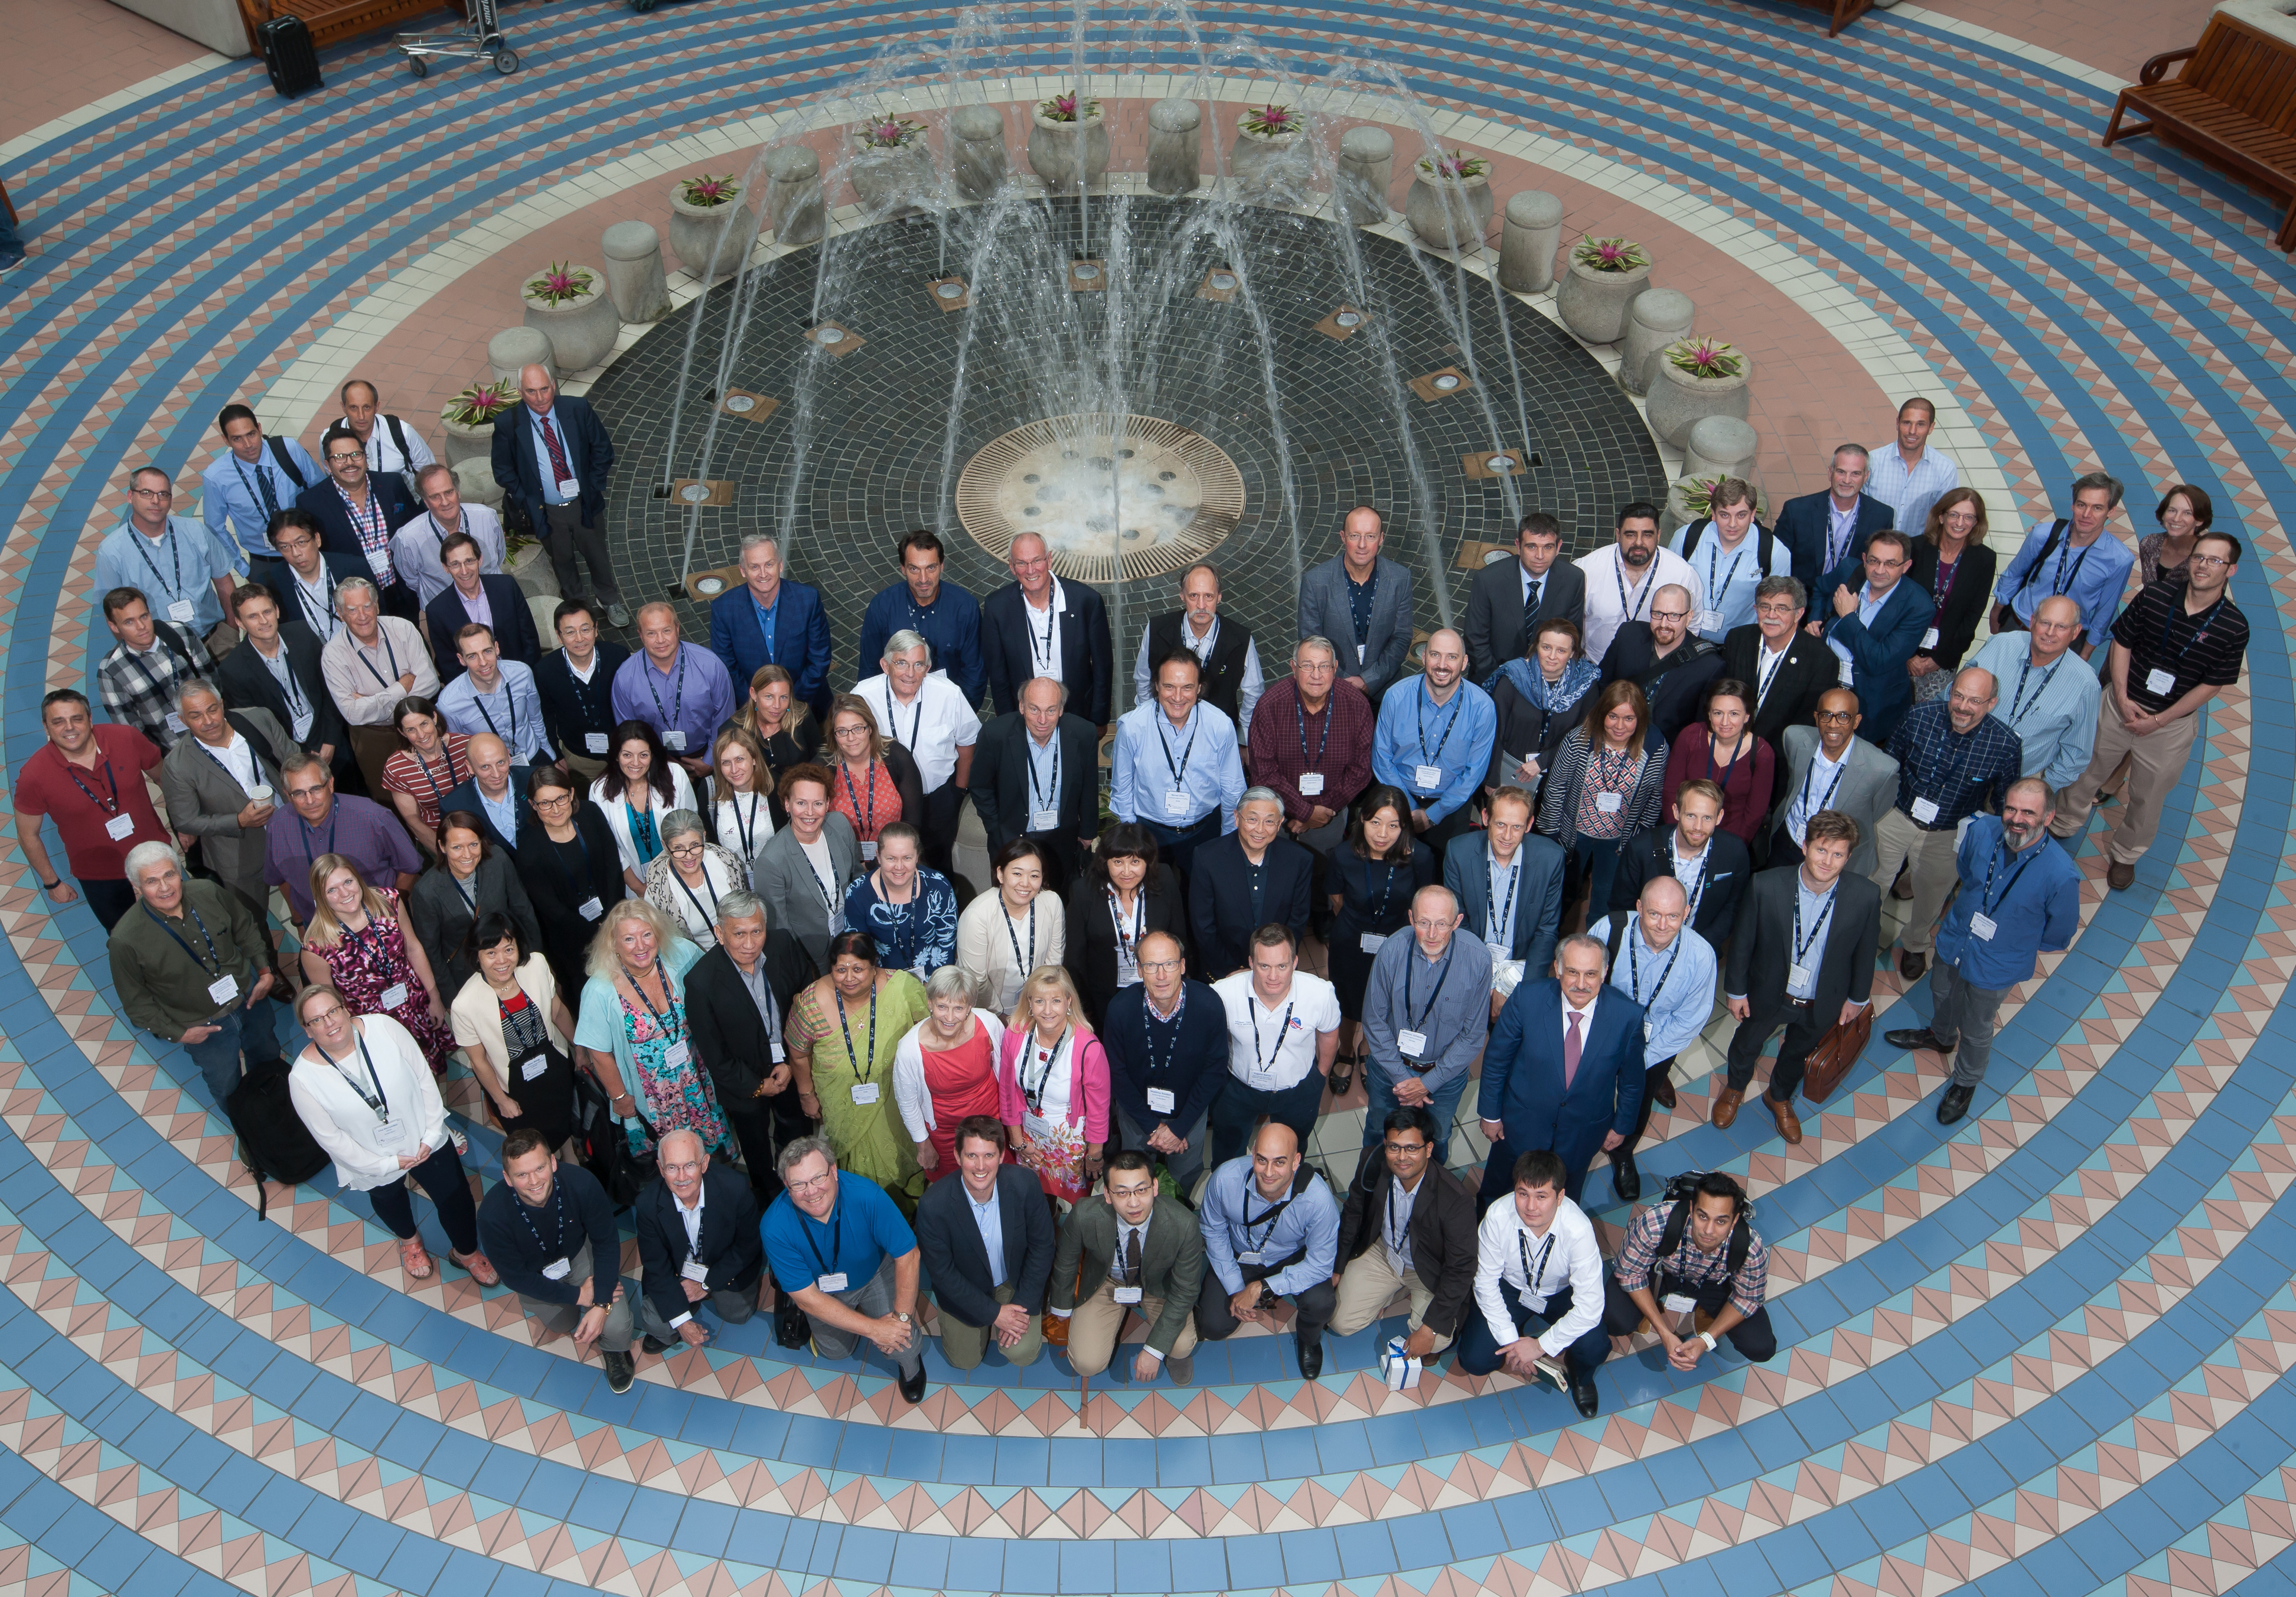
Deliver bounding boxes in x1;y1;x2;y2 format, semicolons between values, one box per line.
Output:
248;783;275;804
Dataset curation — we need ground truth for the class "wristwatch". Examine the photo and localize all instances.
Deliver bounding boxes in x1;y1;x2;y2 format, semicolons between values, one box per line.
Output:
892;1311;912;1325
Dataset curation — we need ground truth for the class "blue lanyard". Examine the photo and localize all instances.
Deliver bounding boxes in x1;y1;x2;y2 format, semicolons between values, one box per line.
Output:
144;901;224;976
128;522;187;602
517;1181;569;1260
835;986;880;1081
1980;842;2040;918
1403;941;1456;1030
1157;710;1198;787
644;650;688;732
1416;685;1463;766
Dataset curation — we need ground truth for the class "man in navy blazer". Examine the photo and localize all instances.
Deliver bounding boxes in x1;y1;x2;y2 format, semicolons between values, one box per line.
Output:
914;1119;1056;1371
1473;935;1646;1214
1297;508;1416;701
490;364;628;626
981;533;1115;726
295;429;423;618
425;555;543;678
1815;532;1929;747
632;1132;765;1350
707;533;833;721
1189;790;1315;976
1773;446;1897;594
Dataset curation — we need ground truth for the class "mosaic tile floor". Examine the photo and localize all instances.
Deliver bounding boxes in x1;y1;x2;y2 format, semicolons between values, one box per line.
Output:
4;1;2295;1594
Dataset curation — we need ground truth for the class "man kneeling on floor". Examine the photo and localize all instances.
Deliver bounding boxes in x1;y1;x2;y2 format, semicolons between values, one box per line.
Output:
761;1135;929;1403
478;1129;638;1393
634;1128;765;1354
1602;1169;1776;1368
1194;1118;1341;1379
1048;1148;1206;1384
916;1117;1054;1373
1328;1105;1477;1364
1456;1148;1609;1417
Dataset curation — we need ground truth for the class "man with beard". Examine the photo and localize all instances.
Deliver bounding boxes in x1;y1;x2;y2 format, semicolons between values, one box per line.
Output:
1595;584;1721;742
1573;501;1701;664
1369;627;1495;851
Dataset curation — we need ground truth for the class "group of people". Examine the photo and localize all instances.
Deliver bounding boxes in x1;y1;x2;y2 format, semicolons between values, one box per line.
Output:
26;386;2246;1409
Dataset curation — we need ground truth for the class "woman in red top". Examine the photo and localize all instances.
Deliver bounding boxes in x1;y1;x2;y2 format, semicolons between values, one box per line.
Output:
893;966;1009;1180
379;696;471;861
823;693;924;863
1661;679;1773;846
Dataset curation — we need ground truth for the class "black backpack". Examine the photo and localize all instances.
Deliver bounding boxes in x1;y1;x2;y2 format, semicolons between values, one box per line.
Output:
2009;518;2075;597
265;436;309;491
224;1057;328;1220
572;1065;656;1210
1679;516;1779;576
1653;1171;1754;1280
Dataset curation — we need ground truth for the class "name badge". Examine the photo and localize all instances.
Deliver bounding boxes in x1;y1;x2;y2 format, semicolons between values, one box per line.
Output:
770;1035;787;1063
207;973;240;1005
104;813;136;841
860;839;878;862
1921;627;1940;649
168;599;197;624
1485;935;1511;958
522;1055;550;1080
1111;1285;1144;1305
373;1117;420;1158
1522;1293;1547;1316
814;1271;849;1293
1595;791;1624;813
379;982;409;1009
1146;1087;1176;1114
1163;789;1190;817
663;729;687;751
1788;962;1814;991
851;1082;880;1104
1359;931;1387;953
1236;1250;1263;1265
165;712;187;736
542;1257;572;1280
1910;796;1940;824
1643;1019;1653;1041
579;897;604;920
1694;608;1723;635
1022;1111;1056;1143
1969;912;1997;941
1298;773;1325;796
1413;764;1443;790
1396;1028;1427;1057
2144;667;2176;696
680;1259;710;1283
556;477;580;498
1662;1292;1698;1315
1030;809;1058;832
1838;659;1854;687
665;1038;692;1068
586;733;609;754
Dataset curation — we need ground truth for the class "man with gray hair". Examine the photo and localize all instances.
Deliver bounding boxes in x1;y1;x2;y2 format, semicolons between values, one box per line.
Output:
853;629;983;876
1249;635;1375;858
1188;787;1314;976
392;462;505;608
684;888;817;1223
1718;573;1837;755
1475;930;1646;1213
632;1128;766;1352
708;531;833;721
159;680;289;940
970;674;1100;894
90;466;238;651
1133;561;1263;736
760;1135;930;1402
1775;442;1895;594
107;842;281;1102
1361;884;1491;1161
1991;470;2134;657
318;575;439;795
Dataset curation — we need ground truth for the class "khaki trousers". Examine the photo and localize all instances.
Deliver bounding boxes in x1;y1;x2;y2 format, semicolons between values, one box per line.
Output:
1328;1247;1453;1351
1064;1275;1198;1377
2050;698;2202;865
937;1280;1043;1372
1870;807;1962;954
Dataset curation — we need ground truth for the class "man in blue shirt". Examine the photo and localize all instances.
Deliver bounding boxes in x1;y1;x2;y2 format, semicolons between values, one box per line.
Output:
92;468;237;649
612;603;735;783
1109;651;1245;885
1192;1120;1342;1379
1370;627;1495;853
1669;478;1785;643
200;405;317;578
1887;778;2080;1126
1586;877;1716;1202
1990;471;2135;658
1361;885;1491;1161
439;633;555;767
760;1136;928;1402
856;530;986;706
707;533;833;722
1968;596;2099;794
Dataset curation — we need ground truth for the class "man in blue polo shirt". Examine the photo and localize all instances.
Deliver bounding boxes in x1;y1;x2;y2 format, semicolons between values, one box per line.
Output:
760;1135;928;1402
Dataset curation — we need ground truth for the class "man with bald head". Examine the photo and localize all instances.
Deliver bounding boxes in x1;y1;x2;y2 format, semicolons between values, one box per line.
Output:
491;363;627;626
158;680;289;941
1586;877;1717;1202
1193;1118;1342;1378
1299;507;1416;701
438;732;534;855
633;1127;765;1352
611;603;735;781
1370;626;1496;850
970;674;1101;895
1596;581;1723;742
981;531;1114;726
1767;687;1899;878
1873;664;2023;982
1361;884;1491;1160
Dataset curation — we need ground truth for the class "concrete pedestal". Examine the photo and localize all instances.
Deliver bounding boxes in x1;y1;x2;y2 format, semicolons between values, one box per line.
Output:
601;221;671;323
1618;289;1694;396
950;106;1009;201
1336;126;1394;225
1498;190;1563;293
487;327;555;389
1682;416;1760;484
1147;99;1202;195
764;145;825;246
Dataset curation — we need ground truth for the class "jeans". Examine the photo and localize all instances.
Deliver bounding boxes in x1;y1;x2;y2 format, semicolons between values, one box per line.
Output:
1114;1103;1209;1194
367;1137;482;1257
1361;1066;1470;1163
1453;1282;1609;1377
808;1256;924;1377
1573;837;1626;927
1929;959;2009;1089
182;995;285;1104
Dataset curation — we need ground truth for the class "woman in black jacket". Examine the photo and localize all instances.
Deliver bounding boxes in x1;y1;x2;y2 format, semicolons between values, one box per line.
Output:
1904;488;1995;706
409;811;543;998
513;764;628;996
1063;822;1188;1029
1483;615;1602;815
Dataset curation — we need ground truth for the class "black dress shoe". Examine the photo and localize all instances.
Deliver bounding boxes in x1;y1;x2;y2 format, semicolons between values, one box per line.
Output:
1610;1148;1641;1203
1936;1083;1974;1126
1568;1371;1599;1418
1884;1028;1949;1053
1297;1339;1324;1380
1897;950;1927;982
898;1364;928;1404
775;1299;810;1350
640;1334;667;1356
602;1350;635;1394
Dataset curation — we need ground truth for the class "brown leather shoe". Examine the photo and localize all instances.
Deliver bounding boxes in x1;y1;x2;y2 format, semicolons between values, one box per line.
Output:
1710;1086;1743;1129
1651;1075;1678;1110
2106;860;2135;891
1766;1095;1803;1145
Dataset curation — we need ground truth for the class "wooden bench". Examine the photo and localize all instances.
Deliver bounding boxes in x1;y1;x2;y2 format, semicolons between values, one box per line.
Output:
235;0;459;53
2103;11;2296;251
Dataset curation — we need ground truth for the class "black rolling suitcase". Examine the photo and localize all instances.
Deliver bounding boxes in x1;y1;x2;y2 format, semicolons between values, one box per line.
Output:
258;14;323;99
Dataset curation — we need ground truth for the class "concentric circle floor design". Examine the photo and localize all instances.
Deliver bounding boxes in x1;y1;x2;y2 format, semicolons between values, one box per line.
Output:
3;2;2296;1595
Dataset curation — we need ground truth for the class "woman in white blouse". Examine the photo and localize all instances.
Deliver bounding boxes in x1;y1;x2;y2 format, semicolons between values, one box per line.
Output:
643;809;747;951
711;723;775;884
589;721;697;894
954;839;1067;1013
288;985;497;1284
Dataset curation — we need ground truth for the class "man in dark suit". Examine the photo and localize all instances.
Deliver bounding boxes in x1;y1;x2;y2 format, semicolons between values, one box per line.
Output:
1596;582;1722;742
633;1129;765;1352
533;599;631;784
707;533;833;722
260;509;373;641
438;734;533;855
1474;934;1647;1213
969;676;1101;896
915;1118;1055;1372
1606;778;1749;946
1773;445;1895;594
683;891;819;1220
1441;787;1567;1009
1189;789;1313;976
1720;575;1838;758
491;363;628;627
216;583;358;790
1815;532;1929;746
424;534;542;676
1713;808;1881;1146
1297;507;1416;702
1049;1149;1206;1384
1464;511;1589;685
1329;1105;1478;1361
981;532;1114;726
295;427;423;619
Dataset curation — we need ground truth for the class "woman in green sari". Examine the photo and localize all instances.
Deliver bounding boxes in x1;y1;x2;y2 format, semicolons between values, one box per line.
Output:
790;929;931;1208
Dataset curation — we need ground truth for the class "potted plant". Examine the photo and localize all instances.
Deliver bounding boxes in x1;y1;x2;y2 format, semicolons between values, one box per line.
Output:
1555;234;1653;344
666;172;759;283
1645;336;1752;448
1027;90;1110;193
439;379;518;466
1230;103;1308;202
1404;149;1493;251
520;260;619;374
1665;471;1770;530
852;113;935;214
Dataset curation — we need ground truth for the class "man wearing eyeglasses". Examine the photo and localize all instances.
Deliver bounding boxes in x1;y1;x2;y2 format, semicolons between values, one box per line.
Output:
1361;885;1491;1162
1718;576;1837;758
632;1128;764;1354
91;467;238;653
1099;930;1225;1195
295;425;423;621
1766;689;1898;877
1329;1104;1477;1364
760;1135;930;1403
1968;596;2101;800
1593;583;1721;743
1815;530;1929;745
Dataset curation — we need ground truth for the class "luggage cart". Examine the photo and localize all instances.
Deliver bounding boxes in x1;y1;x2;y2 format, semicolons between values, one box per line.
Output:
399;0;519;77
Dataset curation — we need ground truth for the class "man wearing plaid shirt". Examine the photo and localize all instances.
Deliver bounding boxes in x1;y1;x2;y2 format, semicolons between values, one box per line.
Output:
96;588;213;752
1874;667;2023;982
1602;1171;1775;1367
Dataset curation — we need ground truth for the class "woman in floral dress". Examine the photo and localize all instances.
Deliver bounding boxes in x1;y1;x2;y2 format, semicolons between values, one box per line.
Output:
571;899;727;1152
791;930;931;1208
996;965;1108;1205
299;853;458;1068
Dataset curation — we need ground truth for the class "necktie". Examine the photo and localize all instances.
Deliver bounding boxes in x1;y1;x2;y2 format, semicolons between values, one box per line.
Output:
540;414;572;483
1123;1227;1142;1286
1524;577;1542;620
253;463;279;517
1563;1009;1583;1087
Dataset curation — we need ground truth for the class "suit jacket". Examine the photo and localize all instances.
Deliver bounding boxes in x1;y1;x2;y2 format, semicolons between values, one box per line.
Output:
1597;625;1724;743
441;774;534;856
683;933;818;1105
970;711;1101;856
754;814;862;967
159;708;289;885
1189;832;1313;976
214;624;348;755
1441;831;1567;973
294;477;423;579
917;1163;1056;1329
707;581;833;719
407;853;542;994
1298;554;1415;696
981;580;1115;724
1048;1192;1205;1357
534;641;631;762
1816;560;1930;745
1767;726;1900;878
1606;825;1751;946
1063;865;1188;1025
426;574;543;676
1719;623;1839;757
1333;1160;1478;1340
633;1163;764;1328
259;550;371;627
1463;557;1588;685
491;396;615;530
1775;490;1896;594
1725;864;1881;1023
1480;977;1646;1181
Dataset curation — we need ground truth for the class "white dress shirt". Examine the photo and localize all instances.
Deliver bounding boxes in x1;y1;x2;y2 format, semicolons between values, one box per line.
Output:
1472;1192;1604;1354
1212;970;1341;1091
664;1184;707;1328
1021;579;1068;682
1786;744;1853;846
201;731;263;793
849;672;983;793
1131;615;1266;736
1572;546;1705;664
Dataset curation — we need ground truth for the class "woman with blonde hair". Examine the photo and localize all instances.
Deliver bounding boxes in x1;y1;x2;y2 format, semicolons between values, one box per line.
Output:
710;724;776;882
995;965;1109;1204
892;964;1007;1180
299;853;457;1068
570;897;725;1153
732;663;822;819
823;693;925;863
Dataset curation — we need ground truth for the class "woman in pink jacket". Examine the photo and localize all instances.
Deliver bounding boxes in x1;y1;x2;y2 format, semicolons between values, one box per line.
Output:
996;965;1110;1204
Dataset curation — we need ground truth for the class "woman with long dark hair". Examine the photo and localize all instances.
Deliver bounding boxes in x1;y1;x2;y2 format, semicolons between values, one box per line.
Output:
1062;822;1188;1028
512;762;627;995
589;719;695;895
1325;783;1436;1091
1537;680;1668;920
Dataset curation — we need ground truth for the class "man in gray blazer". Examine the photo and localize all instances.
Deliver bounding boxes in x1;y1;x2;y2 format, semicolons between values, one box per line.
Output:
1049;1149;1206;1384
1767;689;1899;878
1297;507;1416;702
1463;512;1588;685
160;682;289;949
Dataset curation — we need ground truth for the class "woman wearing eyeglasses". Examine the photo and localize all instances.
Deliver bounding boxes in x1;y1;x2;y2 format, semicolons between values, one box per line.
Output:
643;809;748;951
511;763;628;995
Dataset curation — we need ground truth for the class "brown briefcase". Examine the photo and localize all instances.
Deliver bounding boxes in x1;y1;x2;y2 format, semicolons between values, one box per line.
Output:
1799;1005;1872;1103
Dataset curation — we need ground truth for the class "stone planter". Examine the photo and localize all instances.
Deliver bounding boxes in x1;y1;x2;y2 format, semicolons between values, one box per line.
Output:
1645;351;1752;449
438;407;502;469
850;139;935;215
1229;120;1307;204
1554;255;1652;344
520;266;619;375
666;185;758;282
1404;169;1493;252
1027;107;1110;193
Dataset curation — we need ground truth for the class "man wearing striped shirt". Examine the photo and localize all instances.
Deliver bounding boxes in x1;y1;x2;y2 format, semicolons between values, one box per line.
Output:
1863;397;1959;546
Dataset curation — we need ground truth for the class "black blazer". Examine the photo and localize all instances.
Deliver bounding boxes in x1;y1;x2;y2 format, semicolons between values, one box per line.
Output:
533;642;631;764
1724;865;1881;1023
426;573;544;676
1333;1160;1478;1341
214;622;348;755
1599;626;1724;744
981;579;1115;725
1719;623;1840;756
1463;557;1589;686
1774;489;1895;595
970;710;1101;855
1906;540;1997;674
1063;864;1188;1026
408;853;542;995
1606;824;1751;945
259;551;370;631
491;396;615;530
1188;832;1313;977
915;1162;1056;1329
511;806;630;991
633;1162;764;1328
294;476;423;579
441;774;534;856
683;934;818;1106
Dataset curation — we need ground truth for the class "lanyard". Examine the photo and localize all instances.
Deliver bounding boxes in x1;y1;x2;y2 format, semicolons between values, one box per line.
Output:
800;1200;845;1280
197;734;263;794
2164;593;2227;657
295;566;340;635
1157;709;1199;788
673;858;722;933
1754;642;1788;709
1516;1227;1556;1299
1704;731;1748;790
320;1032;393;1124
1250;998;1296;1077
427;509;467;549
233;458;281;522
882;683;922;753
1107;887;1143;965
1627;928;1684;1011
62;755;123;815
409;743;464;814
1792;882;1837;967
1241;1185;1295;1251
1673;842;1710;923
1922;729;1977;806
338;484;390;573
1403;941;1456;1031
299;812;339;874
1825;503;1855;572
1798;749;1848;820
1143;986;1185;1074
626;801;661;865
1981;841;2040;918
1702;539;1747;618
144;901;224;977
1028;593;1058;672
467;680;520;749
259;644;311;719
1294;695;1332;770
1416;685;1463;767
835;986;880;1080
2007;655;2059;726
1346;568;1377;646
623;959;685;1045
1022;1025;1069;1112
644;650;687;735
1613;551;1654;625
1363;858;1406;925
1486;852;1519;948
800;839;840;911
129;522;187;602
449;870;481;916
838;760;880;839
1930;554;1962;624
1385;1179;1414;1256
873;876;919;968
517;1180;570;1260
353;625;402;690
2050;534;2095;599
1028;736;1059;811
1002;901;1038;981
560;648;607;723
727;791;766;859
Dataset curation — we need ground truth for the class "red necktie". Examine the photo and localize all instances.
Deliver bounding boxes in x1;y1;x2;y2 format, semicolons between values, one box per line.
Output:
1563;1009;1583;1087
540;414;572;483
